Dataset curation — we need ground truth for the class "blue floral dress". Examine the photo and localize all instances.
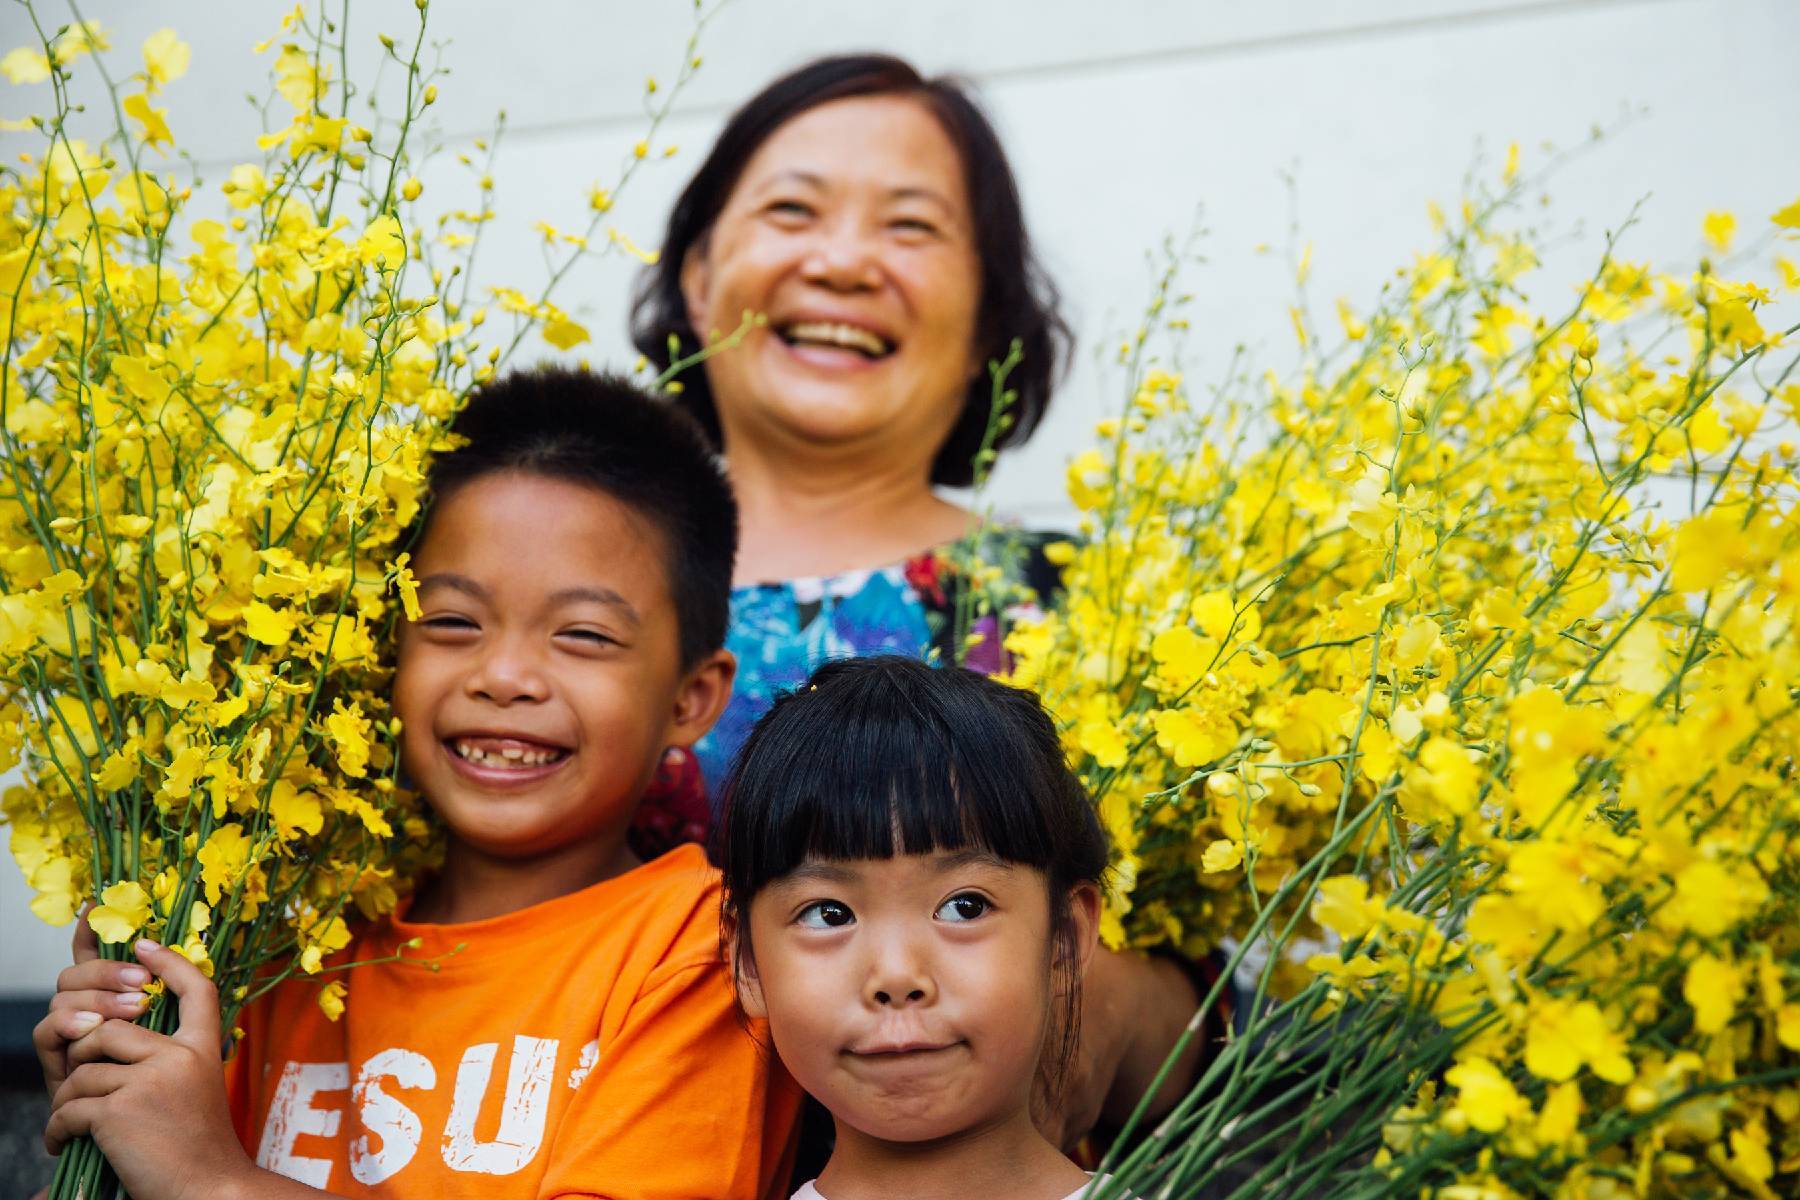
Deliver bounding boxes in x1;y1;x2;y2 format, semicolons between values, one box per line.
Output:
627;532;1063;854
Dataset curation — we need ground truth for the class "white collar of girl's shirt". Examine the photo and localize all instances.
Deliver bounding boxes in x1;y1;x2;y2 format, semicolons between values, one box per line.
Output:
790;1173;1123;1200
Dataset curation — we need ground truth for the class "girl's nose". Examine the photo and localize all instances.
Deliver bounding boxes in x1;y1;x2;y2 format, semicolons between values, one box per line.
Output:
864;933;936;1008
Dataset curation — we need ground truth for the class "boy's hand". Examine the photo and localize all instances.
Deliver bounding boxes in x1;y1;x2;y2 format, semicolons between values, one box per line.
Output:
44;939;264;1200
33;910;155;1099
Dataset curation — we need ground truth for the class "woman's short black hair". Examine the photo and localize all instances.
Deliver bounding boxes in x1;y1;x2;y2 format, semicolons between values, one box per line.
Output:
630;53;1072;488
418;366;737;668
716;655;1109;1097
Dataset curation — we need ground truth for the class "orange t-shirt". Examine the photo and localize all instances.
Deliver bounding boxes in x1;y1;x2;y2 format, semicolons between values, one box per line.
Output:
225;845;800;1198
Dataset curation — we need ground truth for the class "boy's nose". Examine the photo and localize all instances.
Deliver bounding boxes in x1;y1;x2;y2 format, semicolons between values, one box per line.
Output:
465;643;550;704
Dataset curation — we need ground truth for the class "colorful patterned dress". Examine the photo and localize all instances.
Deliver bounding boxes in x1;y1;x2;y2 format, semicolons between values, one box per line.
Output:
628;531;1064;856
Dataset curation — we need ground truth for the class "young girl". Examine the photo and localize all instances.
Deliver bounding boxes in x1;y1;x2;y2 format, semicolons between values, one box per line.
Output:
717;655;1115;1200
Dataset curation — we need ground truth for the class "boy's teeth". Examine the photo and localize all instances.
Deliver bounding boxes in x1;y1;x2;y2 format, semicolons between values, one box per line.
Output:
452;739;561;767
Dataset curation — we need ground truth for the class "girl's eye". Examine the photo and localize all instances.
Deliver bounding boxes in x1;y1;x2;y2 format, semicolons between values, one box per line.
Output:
935;893;990;923
796;900;855;929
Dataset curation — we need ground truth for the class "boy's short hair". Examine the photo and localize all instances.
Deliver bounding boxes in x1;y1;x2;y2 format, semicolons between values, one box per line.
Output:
422;366;737;667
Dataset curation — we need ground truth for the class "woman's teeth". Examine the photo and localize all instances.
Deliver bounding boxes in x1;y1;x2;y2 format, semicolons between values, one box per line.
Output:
781;321;890;358
451;740;563;767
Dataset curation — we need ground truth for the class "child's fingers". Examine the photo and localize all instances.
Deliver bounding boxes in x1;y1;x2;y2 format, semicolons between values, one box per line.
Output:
70;904;99;965
30;1010;92;1097
133;939;221;1050
51;1060;133;1109
50;987;152;1025
35;1006;105;1057
66;1019;165;1070
43;1094;104;1156
55;958;152;997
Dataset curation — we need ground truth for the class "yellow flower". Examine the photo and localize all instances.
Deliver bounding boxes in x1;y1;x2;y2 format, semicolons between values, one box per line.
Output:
1701;210;1736;253
325;699;372;779
1523;997;1633;1084
542;312;590;351
141;29;190;90
122;93;172;149
317;980;347;1021
196;826;251;905
1533;1081;1582;1147
388;552;422;622
1;46;51;84
241;601;298;646
1313;875;1376;939
1445;1056;1529;1133
1200;839;1242;874
88;880;153;944
357;213;407;271
1683;953;1741;1035
1662;858;1768;937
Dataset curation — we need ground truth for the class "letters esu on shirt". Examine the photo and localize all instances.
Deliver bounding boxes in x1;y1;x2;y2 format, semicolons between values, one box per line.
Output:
225;846;801;1199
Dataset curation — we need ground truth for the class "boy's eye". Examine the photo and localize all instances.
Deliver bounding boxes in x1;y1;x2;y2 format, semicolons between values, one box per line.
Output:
935;893;990;923
796;900;855;929
559;628;616;646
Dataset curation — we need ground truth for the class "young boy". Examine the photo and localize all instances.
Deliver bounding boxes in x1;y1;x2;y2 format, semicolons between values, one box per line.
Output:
35;368;801;1198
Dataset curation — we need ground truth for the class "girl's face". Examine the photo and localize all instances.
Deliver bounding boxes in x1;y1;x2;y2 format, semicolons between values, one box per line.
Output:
680;93;983;462
738;851;1098;1145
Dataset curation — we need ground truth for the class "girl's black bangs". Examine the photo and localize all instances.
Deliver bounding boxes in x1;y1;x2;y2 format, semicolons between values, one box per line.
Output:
719;663;1061;897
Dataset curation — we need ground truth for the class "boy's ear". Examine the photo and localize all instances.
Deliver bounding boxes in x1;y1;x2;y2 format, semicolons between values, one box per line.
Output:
1064;881;1103;982
724;910;767;1019
666;648;736;750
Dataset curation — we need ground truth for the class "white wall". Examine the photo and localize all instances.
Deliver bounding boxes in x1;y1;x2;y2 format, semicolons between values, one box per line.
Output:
3;0;1796;995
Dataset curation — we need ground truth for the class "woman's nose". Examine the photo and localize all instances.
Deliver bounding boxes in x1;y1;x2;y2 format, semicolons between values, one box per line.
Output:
464;639;549;704
799;218;881;292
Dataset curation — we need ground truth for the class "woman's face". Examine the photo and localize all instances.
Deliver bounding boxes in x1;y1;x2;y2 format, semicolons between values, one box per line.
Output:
681;93;983;462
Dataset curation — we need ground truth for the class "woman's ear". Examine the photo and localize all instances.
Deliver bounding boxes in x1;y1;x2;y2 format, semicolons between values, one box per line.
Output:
679;241;712;341
667;648;736;750
1064;881;1103;982
725;911;768;1019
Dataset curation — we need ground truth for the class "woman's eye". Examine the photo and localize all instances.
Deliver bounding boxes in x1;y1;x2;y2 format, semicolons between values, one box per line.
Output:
891;217;938;236
767;199;813;219
796;900;855;929
935;893;990;922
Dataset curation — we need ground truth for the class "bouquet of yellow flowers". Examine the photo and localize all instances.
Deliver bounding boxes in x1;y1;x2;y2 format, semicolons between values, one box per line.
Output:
1010;177;1800;1194
0;5;705;1195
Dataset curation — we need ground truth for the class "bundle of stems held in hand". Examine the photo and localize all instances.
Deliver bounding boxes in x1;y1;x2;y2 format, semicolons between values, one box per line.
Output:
1002;179;1800;1197
0;3;720;1195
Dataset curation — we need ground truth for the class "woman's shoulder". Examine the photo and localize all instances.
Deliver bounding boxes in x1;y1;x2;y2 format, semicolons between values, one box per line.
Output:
731;526;1072;601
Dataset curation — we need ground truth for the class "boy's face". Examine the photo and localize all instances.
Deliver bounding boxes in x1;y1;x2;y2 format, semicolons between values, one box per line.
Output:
393;472;731;864
738;851;1096;1146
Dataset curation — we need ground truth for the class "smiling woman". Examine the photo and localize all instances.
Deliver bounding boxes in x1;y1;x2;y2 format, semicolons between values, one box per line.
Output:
628;55;1213;1161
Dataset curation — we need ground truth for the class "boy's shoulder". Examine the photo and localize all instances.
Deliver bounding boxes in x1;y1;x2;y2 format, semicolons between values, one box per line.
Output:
374;842;723;975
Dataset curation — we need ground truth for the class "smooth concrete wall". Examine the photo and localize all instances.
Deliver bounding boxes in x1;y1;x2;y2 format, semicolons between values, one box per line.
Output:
2;0;1796;995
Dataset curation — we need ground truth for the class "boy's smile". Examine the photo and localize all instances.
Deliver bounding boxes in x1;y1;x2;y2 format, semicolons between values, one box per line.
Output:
393;472;732;911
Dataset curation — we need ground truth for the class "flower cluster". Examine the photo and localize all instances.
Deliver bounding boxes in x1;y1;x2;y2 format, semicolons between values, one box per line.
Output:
1016;176;1800;1195
1;6;699;1196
